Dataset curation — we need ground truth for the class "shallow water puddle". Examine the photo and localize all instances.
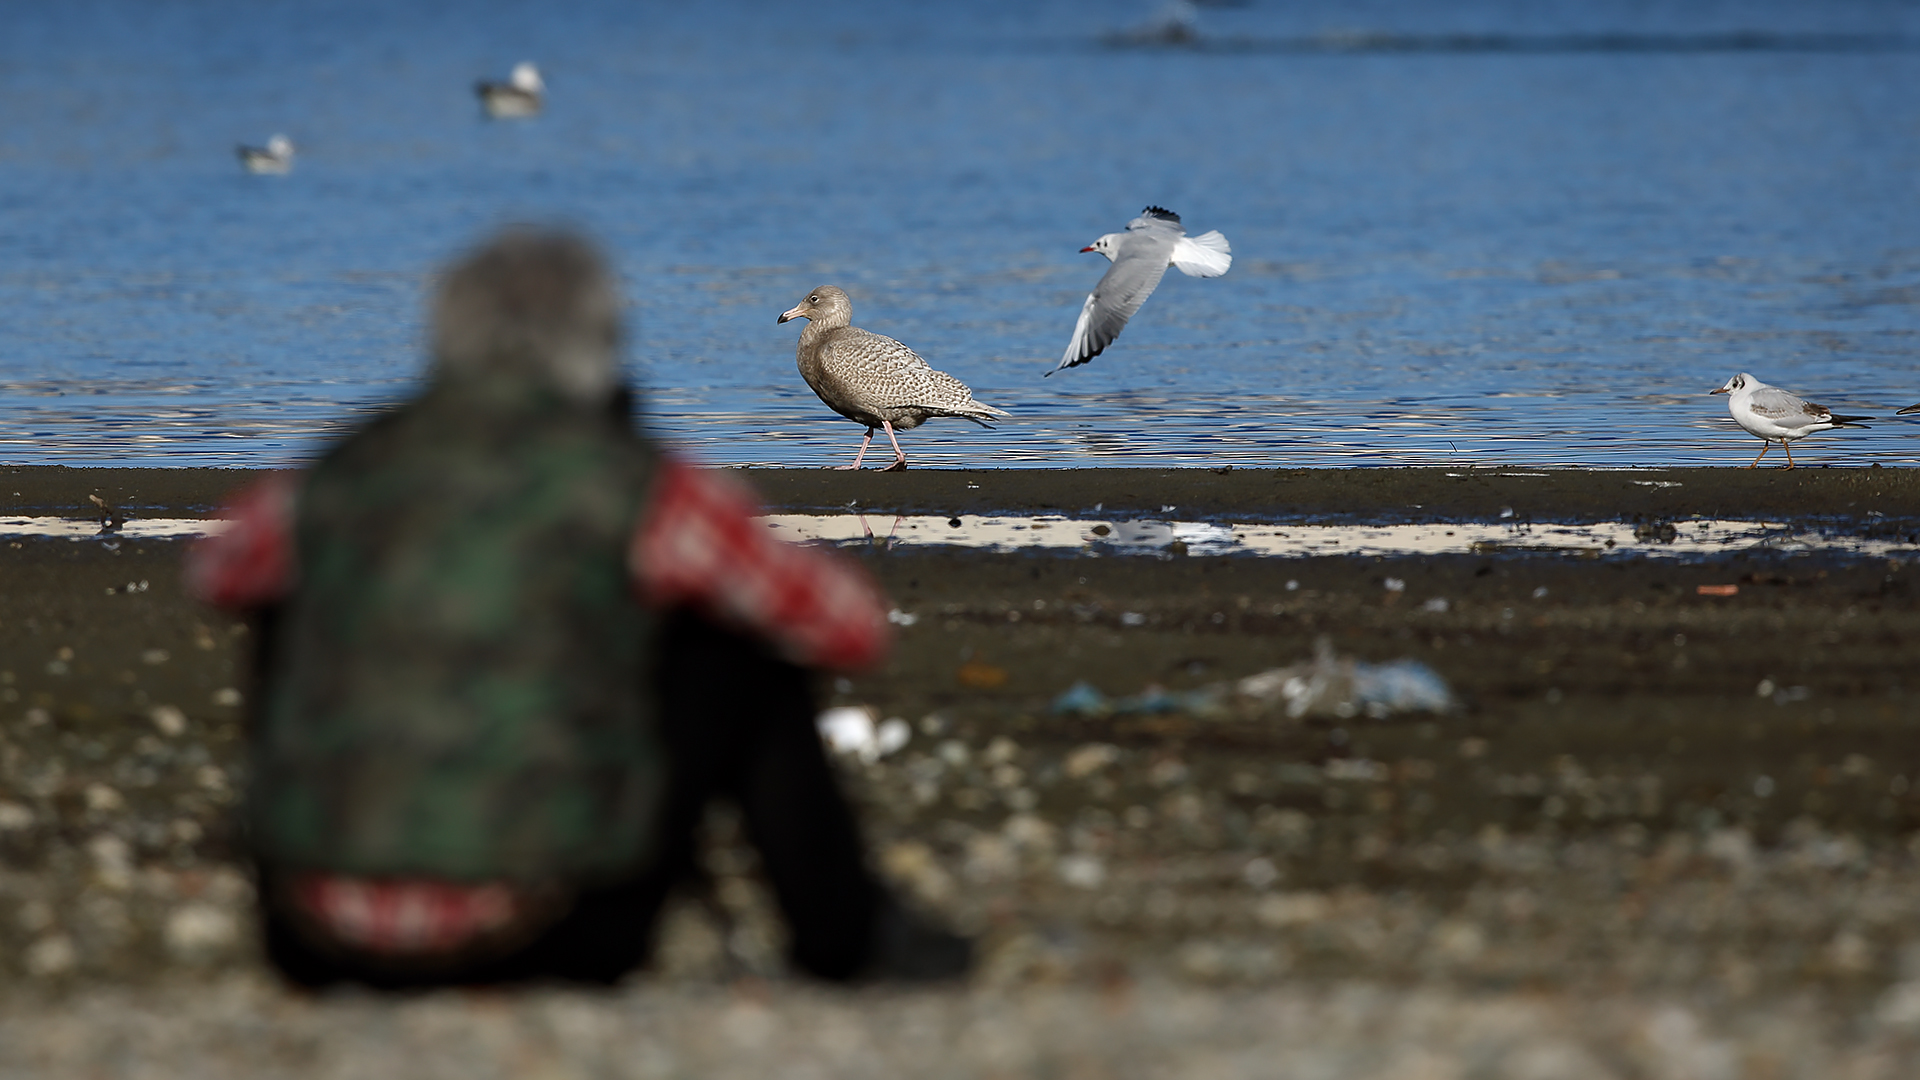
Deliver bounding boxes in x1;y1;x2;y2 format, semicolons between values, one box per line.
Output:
0;517;224;540
763;514;1920;559
1;513;1914;559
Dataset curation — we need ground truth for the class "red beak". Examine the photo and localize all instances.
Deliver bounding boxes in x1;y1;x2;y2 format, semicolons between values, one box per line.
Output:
1079;245;1096;253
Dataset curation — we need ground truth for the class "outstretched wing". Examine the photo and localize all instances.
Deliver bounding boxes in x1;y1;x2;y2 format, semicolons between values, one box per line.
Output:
1171;230;1231;278
1049;243;1173;374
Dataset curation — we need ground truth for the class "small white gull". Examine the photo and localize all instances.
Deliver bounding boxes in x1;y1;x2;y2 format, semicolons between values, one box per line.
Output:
236;134;294;175
477;62;544;118
1049;206;1231;375
1710;372;1870;468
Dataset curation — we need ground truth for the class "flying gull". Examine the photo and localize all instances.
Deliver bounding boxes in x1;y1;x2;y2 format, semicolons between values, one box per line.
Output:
779;285;1010;471
1048;206;1231;375
237;134;295;175
477;62;544;118
1710;372;1870;468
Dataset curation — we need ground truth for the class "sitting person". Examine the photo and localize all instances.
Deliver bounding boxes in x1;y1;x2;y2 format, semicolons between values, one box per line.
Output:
189;229;968;988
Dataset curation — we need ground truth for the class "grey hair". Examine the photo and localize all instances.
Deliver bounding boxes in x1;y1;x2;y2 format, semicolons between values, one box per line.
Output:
430;229;622;403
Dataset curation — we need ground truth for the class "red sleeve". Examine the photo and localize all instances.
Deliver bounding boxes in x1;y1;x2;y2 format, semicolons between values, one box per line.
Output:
632;459;891;672
186;473;299;609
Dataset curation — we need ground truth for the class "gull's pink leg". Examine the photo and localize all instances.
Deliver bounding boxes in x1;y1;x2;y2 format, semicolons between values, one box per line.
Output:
1746;442;1770;469
880;420;908;472
1783;440;1796;469
834;427;874;470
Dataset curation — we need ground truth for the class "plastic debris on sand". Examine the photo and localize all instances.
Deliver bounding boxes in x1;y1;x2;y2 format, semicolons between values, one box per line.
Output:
1051;638;1456;722
816;706;912;762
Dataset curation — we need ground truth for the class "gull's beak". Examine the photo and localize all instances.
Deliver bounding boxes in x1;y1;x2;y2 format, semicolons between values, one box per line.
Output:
1709;387;1730;395
777;303;807;325
1079;245;1097;253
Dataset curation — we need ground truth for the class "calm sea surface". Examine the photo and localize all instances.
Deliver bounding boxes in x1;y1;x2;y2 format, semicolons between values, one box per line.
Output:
4;0;1920;470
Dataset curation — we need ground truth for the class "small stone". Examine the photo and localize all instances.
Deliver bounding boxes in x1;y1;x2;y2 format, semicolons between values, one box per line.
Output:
0;801;32;831
1242;857;1280;890
84;783;123;812
211;688;243;707
141;649;170;666
874;717;911;757
1255;891;1330;928
1064;743;1121;779
88;834;134;890
164;903;240;961
25;934;76;977
1057;853;1106;889
16;899;53;932
149;705;187;737
880;840;953;903
1427;918;1488;962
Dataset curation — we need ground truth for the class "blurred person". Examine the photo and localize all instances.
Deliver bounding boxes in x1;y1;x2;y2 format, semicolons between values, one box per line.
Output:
189;229;968;988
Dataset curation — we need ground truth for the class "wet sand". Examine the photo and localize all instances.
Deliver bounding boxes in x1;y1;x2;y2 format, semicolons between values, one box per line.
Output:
8;463;1920;524
5;465;1920;1074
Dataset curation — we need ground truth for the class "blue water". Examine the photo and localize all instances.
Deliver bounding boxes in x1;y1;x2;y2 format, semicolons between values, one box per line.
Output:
4;0;1920;469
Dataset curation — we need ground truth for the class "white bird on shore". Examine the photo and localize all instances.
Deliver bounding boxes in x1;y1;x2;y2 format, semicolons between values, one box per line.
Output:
477;62;544;118
236;134;295;175
1049;206;1231;376
1710;372;1870;468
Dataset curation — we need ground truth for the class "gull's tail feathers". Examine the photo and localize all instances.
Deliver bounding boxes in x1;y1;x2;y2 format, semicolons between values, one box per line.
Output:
953;402;1012;427
1171;230;1232;278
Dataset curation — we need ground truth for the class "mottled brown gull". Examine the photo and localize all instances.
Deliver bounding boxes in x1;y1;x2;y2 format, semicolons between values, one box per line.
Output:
778;285;1010;471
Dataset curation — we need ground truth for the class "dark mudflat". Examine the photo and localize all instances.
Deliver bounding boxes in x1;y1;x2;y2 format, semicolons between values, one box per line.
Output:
4;469;1919;1002
7;463;1920;525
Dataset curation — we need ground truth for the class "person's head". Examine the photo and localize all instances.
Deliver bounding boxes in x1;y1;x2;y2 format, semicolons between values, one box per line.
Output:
430;228;622;404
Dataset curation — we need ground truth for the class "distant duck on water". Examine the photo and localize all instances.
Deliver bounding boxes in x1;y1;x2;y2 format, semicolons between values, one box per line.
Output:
237;134;294;175
477;62;544;118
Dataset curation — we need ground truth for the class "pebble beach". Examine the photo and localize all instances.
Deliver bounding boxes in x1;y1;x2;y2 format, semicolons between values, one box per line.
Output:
5;465;1920;1075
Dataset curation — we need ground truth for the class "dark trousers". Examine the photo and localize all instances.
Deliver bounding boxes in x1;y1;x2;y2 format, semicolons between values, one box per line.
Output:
263;611;884;988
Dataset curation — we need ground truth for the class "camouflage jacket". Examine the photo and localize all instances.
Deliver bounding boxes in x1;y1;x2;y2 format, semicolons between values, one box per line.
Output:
251;376;663;883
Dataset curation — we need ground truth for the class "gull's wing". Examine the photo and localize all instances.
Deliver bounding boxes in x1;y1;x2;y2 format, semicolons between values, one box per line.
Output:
817;328;1001;418
1747;386;1826;423
1127;207;1186;236
1049;233;1176;374
1171;230;1232;278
